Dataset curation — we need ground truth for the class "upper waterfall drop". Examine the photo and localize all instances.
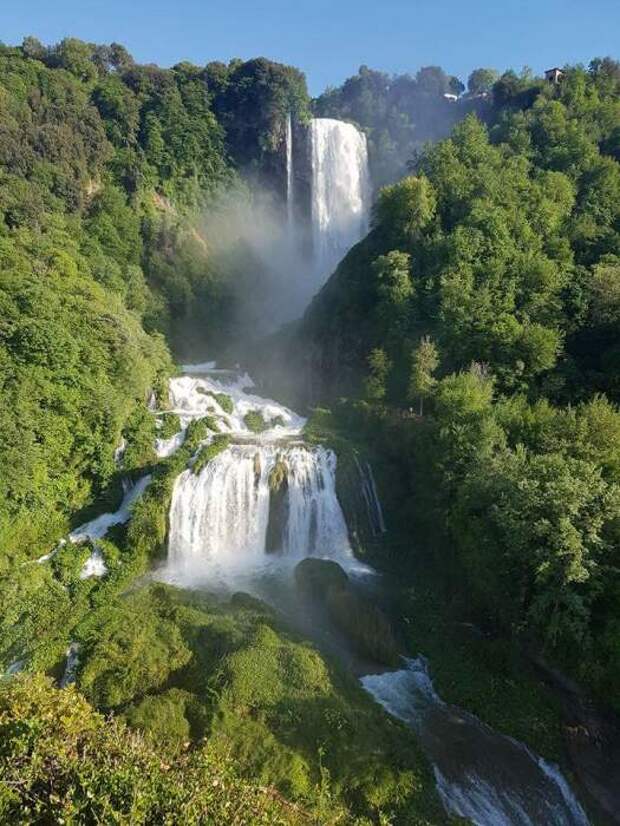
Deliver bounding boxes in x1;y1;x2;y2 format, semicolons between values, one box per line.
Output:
286;112;295;232
310;117;371;277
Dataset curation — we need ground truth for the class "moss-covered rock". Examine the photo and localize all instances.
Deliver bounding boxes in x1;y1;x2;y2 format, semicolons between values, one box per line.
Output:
158;412;182;439
207;391;234;414
244;409;269;433
266;456;289;553
327;588;400;667
192;435;231;476
294;558;349;600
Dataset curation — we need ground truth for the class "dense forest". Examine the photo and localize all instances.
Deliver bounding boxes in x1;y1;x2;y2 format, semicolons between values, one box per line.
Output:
298;59;620;712
1;32;619;825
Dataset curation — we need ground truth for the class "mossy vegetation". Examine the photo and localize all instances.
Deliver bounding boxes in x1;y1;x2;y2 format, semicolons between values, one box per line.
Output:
266;456;289;552
158;412;182;439
192;435;231;476
244;409;269;433
66;583;447;824
207;391;234;414
0;673;312;825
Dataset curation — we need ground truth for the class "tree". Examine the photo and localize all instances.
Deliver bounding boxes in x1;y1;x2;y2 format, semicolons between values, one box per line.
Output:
373;176;436;244
408;336;439;415
467;67;499;95
415;66;450;96
364;348;392;402
449;76;466;96
373;250;414;330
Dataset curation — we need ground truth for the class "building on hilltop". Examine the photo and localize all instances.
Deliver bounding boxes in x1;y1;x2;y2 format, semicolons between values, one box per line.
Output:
545;67;565;84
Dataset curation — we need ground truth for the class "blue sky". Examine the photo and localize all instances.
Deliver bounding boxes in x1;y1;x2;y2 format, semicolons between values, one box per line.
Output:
3;0;619;95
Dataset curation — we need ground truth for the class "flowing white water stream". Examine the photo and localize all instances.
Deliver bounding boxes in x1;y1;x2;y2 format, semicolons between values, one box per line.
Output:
310;117;371;277
362;658;589;826
286;112;295;233
159;365;353;587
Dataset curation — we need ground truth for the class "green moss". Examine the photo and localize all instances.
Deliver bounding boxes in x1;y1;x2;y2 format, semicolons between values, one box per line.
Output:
192;435;231;476
77;590;193;709
269;457;288;491
202;414;221;433
69;583;446;822
207;391;234;414
125;688;192;751
158;412;182;439
244;409;269;433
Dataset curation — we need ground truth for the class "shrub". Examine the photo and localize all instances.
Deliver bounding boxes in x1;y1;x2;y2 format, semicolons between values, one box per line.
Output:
244;410;269;433
192;435;231;475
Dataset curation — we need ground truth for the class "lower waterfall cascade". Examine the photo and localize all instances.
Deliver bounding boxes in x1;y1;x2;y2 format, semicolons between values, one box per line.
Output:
157;364;354;585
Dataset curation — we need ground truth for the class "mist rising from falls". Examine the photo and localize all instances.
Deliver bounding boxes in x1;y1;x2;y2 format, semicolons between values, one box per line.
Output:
310;117;371;278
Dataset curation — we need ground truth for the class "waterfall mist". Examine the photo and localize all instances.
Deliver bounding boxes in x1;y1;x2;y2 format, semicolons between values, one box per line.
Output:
194;116;371;349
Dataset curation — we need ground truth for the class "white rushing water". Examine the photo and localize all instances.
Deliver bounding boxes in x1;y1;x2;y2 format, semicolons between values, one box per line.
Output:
286;112;295;233
310;117;371;277
361;658;590;826
160;365;354;586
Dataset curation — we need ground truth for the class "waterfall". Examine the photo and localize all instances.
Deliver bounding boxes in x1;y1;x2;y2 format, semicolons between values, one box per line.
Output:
161;367;353;581
286;112;294;232
310;117;371;277
354;455;386;536
168;443;351;568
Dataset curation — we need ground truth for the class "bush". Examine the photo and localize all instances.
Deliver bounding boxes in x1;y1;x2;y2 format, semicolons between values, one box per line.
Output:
192;435;231;476
0;673;310;824
244;410;269;433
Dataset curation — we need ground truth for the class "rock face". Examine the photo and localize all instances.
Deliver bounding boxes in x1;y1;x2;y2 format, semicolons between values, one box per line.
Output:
294;558;349;599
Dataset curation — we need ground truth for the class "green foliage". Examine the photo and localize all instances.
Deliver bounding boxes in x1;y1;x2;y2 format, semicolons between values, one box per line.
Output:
244;409;269;433
467;68;499;95
207;390;234;414
158;412;182;439
192;435;231;475
408;337;439;414
300;59;620;710
364;348;392;402
0;673;311;824
77;590;193;708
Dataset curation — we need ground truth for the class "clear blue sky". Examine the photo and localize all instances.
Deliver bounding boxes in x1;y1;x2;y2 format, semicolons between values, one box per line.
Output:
4;0;619;95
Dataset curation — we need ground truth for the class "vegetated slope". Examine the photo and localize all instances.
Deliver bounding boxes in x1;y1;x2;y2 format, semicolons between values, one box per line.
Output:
298;61;620;711
0;39;232;564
